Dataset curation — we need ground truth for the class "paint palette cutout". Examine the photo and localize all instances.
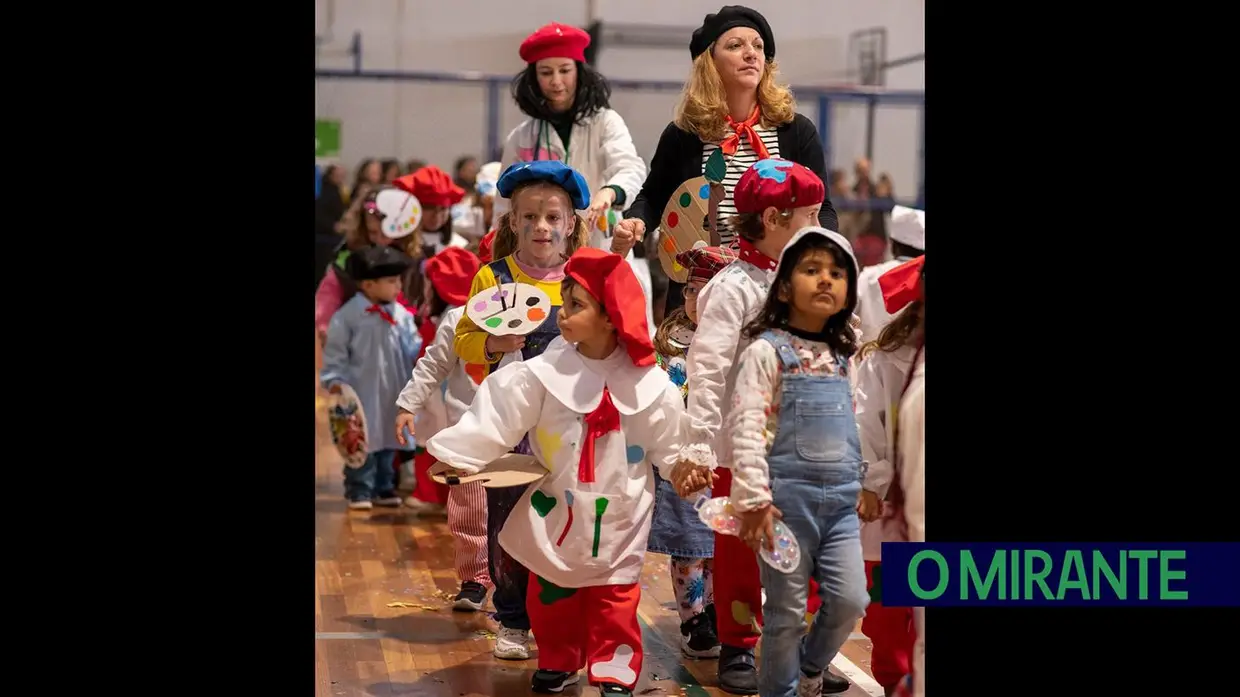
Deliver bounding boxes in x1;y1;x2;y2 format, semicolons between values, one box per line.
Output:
430;454;547;488
326;383;369;469
466;282;553;337
594;208;620;238
695;495;801;574
658;177;713;283
374;188;422;239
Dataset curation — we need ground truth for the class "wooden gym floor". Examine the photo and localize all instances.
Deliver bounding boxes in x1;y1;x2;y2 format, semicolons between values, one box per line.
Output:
315;388;884;697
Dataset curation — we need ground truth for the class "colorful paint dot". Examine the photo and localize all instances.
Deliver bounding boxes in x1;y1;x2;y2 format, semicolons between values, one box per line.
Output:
491;291;502;301
626;445;645;464
667;211;679;228
565;490;575;505
596;215;608;232
678;192;692;207
531;490;557;517
672;261;684;273
485;317;503;328
527;307;547;322
661;236;677;253
473;301;488;312
698;184;711;199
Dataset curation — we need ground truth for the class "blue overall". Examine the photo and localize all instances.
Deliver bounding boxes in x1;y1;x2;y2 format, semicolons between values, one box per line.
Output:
755;330;870;697
483;257;562;630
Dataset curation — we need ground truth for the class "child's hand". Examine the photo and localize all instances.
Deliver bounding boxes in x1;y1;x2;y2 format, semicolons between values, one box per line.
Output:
671;461;718;497
611;218;645;256
486;334;526;357
857;489;880;522
739;504;782;552
394;411;416;446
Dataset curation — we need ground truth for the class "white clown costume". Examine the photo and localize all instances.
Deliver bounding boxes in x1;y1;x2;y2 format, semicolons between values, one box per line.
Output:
426;247;686;694
856;205;924;342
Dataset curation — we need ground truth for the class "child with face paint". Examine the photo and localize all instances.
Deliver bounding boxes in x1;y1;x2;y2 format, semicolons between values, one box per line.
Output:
429;247;687;697
451;160;592;661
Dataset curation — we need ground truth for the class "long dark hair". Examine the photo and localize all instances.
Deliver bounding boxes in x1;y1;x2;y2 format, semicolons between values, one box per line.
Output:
742;235;860;358
511;61;612;124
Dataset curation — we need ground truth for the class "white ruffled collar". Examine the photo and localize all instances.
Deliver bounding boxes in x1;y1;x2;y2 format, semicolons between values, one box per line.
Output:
525;337;667;415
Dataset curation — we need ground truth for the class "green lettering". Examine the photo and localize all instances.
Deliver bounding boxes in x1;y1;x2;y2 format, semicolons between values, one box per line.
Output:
1023;550;1054;599
1159;550;1188;600
1129;550;1157;600
1010;549;1019;600
1056;550;1090;600
961;549;1004;600
1092;550;1126;599
909;550;949;600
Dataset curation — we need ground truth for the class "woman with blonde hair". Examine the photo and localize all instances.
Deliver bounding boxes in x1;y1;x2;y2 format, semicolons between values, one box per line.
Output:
619;5;839;320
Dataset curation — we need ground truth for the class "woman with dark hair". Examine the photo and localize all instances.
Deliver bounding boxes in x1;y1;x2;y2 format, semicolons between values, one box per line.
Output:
380;159;403;184
350;158;382;202
618;5;839;320
494;22;648;258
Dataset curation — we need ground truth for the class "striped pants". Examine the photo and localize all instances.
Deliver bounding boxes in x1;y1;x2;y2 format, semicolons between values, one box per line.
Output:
448;480;490;586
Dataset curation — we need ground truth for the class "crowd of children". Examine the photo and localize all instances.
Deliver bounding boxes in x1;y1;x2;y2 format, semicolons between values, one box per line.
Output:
318;149;925;695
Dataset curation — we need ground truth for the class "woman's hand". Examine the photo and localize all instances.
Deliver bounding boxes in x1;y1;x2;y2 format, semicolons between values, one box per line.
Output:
739;503;782;552
585;187;617;232
395;411;416;446
611;217;645;257
485;334;526;357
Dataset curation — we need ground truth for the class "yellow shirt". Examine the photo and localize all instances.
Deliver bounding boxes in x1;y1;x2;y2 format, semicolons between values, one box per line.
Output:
454;255;565;379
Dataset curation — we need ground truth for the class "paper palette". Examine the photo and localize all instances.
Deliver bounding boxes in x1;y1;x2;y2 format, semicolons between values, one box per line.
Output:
375;189;422;239
466;282;553;337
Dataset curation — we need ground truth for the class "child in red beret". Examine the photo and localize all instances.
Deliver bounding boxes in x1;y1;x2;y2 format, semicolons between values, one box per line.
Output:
427;248;687;697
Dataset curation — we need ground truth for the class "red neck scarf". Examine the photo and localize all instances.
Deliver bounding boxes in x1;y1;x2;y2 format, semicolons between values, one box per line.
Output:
720;106;770;160
738;239;778;272
366;304;397;325
578;387;621;483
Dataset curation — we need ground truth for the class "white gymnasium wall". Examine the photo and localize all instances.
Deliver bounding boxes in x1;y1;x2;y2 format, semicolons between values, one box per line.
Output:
315;0;924;196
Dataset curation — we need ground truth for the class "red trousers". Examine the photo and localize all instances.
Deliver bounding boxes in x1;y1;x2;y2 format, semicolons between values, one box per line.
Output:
526;573;643;690
713;468;822;649
409;450;448;505
863;560;915;687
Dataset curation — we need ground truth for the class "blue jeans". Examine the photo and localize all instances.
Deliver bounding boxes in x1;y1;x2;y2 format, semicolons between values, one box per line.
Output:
343;450;397;502
758;472;870;697
487;484;531;630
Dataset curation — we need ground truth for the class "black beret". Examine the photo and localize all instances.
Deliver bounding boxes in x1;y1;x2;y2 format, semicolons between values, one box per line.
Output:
689;5;776;61
350;244;413;281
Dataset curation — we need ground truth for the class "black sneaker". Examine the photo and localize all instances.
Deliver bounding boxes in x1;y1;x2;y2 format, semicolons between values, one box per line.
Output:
373;490;402;507
452;581;488;612
531;670;580;693
800;668;852;695
599;683;633;696
680;611;721;658
717;644;759;695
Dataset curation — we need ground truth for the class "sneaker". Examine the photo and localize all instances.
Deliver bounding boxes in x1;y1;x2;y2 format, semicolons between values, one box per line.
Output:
531;669;580;693
492;626;530;660
402;496;447;516
347;499;373;510
373;491;402;507
680;611;721;658
599;684;633;696
452;581;488;612
798;669;852;696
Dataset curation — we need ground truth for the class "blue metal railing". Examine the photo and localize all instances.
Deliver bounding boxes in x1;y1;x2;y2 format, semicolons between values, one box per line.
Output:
315;46;925;209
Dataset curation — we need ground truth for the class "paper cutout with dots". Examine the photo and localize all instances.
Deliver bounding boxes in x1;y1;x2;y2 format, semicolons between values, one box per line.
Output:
466;282;553;337
657;177;713;283
374;189;422;239
589;644;638;685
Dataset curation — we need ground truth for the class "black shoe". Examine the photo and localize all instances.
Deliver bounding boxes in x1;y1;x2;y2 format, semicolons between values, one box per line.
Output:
599;683;633;696
452;581;488;611
680;611;721;658
717;644;758;694
373;490;402;507
531;670;580;693
821;669;851;694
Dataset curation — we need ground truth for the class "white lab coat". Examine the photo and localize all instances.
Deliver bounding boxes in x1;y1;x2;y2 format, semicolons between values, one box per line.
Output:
855;256;916;342
897;349;925;697
425;338;687;588
394;306;478;440
855;344;918;561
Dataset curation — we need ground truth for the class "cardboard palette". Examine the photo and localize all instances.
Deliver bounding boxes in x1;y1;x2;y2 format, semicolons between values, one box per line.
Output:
326;384;369;469
466;282;553;336
657;177;714;283
430;454;548;488
375;189;422;239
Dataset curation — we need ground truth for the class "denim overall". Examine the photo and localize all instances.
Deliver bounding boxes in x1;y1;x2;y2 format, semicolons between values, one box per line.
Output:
483;257;563;630
755;330;871;697
648;355;714;558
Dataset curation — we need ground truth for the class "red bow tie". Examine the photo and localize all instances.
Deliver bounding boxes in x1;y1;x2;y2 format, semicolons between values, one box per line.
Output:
738;239;778;271
366;304;397;325
578;387;621;483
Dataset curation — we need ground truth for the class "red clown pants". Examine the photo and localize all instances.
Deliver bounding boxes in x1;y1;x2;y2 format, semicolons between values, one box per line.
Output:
863;560;915;687
526;573;643;690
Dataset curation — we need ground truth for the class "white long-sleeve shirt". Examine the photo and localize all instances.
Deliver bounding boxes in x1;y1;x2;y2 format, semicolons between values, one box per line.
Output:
394;306;478;440
855;343;918;560
898;348;925;697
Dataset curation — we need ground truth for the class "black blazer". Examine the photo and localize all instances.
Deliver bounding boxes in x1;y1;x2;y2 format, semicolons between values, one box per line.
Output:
626;113;839;315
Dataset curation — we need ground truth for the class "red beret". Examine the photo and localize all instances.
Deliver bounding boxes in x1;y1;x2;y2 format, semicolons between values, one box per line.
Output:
394;166;465;208
520;22;590;64
878;255;925;314
674;245;738;285
477;229;496;264
733;158;825;214
565;248;655;367
424;247;481;307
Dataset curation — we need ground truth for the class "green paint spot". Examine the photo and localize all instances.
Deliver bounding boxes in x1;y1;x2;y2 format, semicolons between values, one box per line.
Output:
334;250;351;270
869;562;883;604
536;575;578;604
591;497;609;557
484;316;504;329
530;490;557;517
678;192;692;207
704;149;727;184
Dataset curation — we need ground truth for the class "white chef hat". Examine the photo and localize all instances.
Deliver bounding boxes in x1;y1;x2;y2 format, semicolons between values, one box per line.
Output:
889;205;925;250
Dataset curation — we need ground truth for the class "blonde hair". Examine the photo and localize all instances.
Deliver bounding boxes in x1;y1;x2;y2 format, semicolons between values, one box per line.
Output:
653;308;694;358
674;51;797;143
492;182;590;260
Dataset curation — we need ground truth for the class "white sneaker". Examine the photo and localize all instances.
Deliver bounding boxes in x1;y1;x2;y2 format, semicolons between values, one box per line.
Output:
402;497;447;516
493;627;530;660
348;500;373;510
797;671;823;697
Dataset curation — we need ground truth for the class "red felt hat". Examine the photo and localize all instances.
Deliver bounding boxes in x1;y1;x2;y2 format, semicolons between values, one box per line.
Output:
878;255;925;314
519;22;590;64
394;166;465;208
733;158;825;214
477;229;496;264
565;248;655;367
424;247;481;307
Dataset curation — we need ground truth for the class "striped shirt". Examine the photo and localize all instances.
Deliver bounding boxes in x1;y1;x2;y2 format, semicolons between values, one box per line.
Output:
701;125;782;247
